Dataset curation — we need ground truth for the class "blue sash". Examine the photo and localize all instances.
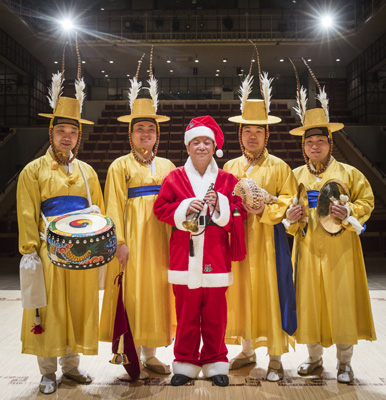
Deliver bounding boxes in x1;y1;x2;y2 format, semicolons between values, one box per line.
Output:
274;223;297;336
41;196;88;217
307;190;319;209
128;185;161;198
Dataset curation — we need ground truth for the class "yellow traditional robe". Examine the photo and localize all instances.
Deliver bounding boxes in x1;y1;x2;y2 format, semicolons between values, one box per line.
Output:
224;150;297;355
290;159;376;346
17;150;104;357
100;152;175;348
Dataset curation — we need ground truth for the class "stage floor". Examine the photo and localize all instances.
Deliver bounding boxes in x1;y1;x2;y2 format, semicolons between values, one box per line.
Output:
0;257;385;399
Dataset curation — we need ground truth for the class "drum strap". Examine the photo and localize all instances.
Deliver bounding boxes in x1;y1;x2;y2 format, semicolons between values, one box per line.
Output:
78;162;93;207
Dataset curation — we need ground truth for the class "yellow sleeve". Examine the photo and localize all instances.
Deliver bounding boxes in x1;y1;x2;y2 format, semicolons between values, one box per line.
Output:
259;163;298;226
345;168;374;232
16;163;42;255
104;160;127;245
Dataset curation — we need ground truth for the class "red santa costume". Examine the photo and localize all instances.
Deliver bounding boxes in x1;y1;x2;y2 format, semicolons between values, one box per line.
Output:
154;116;246;383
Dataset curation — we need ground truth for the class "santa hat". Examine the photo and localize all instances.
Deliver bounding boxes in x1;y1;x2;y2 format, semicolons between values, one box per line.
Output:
185;115;224;158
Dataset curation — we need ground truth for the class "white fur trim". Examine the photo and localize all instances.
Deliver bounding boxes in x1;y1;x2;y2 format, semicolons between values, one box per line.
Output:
216;149;223;158
210;192;230;227
188;232;205;289
174;198;199;231
185;126;215;145
172;361;201;378
169;270;233;287
202;362;230;378
184;157;218;199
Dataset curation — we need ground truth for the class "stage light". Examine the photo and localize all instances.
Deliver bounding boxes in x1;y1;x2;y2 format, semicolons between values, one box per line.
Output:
195;55;199;63
59;18;74;31
252;58;255;63
127;74;130;77
279;59;284;62
105;74;108;77
170;69;173;73
307;59;312;62
321;14;333;29
216;69;220;72
109;60;114;64
54;61;58;64
167;58;171;63
336;58;341;62
223;58;227;63
82;61;86;64
215;74;219;77
101;70;105;73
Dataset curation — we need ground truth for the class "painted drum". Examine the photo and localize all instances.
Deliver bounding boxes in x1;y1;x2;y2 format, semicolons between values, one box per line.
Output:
47;212;117;270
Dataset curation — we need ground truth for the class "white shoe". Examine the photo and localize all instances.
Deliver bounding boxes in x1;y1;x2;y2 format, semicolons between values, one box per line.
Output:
266;360;284;382
142;356;171;374
138;369;149;380
63;367;92;383
337;363;354;384
229;352;256;370
39;374;57;394
297;357;323;375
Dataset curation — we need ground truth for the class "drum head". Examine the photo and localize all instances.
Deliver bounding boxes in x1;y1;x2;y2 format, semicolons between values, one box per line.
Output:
297;183;309;239
317;179;350;237
47;212;117;270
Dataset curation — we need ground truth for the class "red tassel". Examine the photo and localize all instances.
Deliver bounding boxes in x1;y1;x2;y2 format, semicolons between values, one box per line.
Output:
31;324;44;334
230;207;246;261
31;308;44;335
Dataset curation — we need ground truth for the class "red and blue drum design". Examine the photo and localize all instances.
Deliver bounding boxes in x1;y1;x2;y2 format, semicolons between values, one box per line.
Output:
47;213;117;270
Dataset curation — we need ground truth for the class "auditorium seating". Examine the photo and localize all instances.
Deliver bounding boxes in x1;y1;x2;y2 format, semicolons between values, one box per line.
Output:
79;101;310;189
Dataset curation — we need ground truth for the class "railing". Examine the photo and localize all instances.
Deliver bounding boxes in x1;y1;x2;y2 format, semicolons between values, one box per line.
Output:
4;0;386;44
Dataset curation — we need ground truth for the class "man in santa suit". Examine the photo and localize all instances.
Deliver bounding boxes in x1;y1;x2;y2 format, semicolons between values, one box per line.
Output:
154;116;246;387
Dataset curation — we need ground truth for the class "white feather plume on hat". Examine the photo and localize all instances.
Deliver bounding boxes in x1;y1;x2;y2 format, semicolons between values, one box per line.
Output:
75;78;86;114
293;86;308;125
239;75;253;113
47;71;64;111
260;71;273;114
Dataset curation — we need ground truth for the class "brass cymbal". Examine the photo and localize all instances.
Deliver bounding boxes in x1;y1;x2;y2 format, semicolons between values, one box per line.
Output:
317;179;350;237
297;183;308;239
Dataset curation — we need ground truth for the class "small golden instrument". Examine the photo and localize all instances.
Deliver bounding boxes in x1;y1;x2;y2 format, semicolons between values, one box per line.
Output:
182;183;214;233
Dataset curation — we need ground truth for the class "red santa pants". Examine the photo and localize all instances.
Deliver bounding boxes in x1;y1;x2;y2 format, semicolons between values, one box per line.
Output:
172;284;228;366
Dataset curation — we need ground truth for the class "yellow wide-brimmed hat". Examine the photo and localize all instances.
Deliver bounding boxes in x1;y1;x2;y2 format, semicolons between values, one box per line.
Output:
117;98;170;123
228;99;281;125
289;108;344;136
39;97;94;125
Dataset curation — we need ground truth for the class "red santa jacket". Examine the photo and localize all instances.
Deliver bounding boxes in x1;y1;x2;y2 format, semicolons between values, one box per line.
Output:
154;157;245;289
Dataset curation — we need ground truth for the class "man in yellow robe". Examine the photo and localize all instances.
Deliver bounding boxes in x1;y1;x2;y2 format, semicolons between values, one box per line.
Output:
17;92;104;394
286;107;376;383
100;98;175;379
224;98;297;381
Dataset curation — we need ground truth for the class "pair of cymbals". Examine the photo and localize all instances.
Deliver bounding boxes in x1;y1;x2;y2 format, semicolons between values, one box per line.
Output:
297;180;350;238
